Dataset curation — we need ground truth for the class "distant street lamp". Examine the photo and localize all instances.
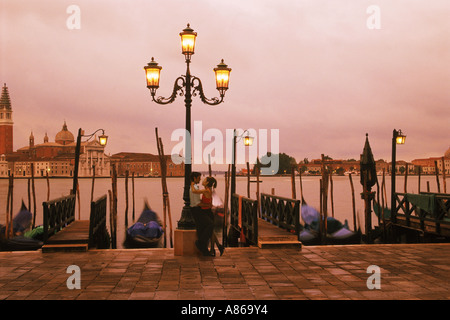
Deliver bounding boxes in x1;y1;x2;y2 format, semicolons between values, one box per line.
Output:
144;24;231;230
224;129;253;247
230;129;253;197
391;129;406;223
72;128;108;197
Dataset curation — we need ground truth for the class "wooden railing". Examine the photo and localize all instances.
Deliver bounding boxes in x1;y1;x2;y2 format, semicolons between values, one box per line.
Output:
230;194;258;246
42;194;76;243
260;193;301;235
393;192;450;236
89;195;109;249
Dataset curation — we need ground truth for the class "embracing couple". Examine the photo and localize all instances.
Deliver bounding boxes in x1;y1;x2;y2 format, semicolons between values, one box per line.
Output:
190;172;224;257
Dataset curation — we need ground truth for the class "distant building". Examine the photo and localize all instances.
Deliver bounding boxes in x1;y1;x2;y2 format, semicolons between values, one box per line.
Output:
300;158;361;175
412;147;450;175
110;152;184;177
6;122;110;178
300;158;393;175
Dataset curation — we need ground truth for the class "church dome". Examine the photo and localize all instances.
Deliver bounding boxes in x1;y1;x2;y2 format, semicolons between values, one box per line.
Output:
55;121;74;145
445;147;450;158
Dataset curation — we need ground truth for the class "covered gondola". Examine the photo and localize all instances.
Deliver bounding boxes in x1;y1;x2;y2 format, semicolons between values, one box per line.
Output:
123;202;164;248
299;204;361;245
0;201;43;251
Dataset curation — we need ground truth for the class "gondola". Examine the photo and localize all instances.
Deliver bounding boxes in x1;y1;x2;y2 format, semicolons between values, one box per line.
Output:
0;201;43;251
123;202;164;248
299;204;361;245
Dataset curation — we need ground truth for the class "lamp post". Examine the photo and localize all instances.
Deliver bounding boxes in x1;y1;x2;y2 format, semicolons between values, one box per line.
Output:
72;128;108;198
224;129;253;247
230;129;253;197
391;129;406;224
144;24;231;230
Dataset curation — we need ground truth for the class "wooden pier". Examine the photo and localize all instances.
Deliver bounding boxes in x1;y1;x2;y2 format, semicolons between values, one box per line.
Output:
229;193;302;249
257;218;301;249
42;220;90;252
41;194;109;252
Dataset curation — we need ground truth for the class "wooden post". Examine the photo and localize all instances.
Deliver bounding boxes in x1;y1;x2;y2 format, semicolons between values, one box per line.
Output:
434;161;441;193
90;164;96;203
381;169;387;241
349;173;357;232
383;169;388;210
108;189;114;249
376;177;381;227
5;174;13;239
319;179;323;243
9;174;14;239
156;128;173;248
246;162;251;198
442;157;447;194
46;171;50;201
404;163;408;193
291;165;296;200
77;183;81;220
256;166;261;218
31;163;36;229
125;170;129;229
132;172;135;222
329;171;334;218
321;154;328;243
27;178;31;215
417;165;421;193
299;170;305;204
223;165;231;246
111;164;118;249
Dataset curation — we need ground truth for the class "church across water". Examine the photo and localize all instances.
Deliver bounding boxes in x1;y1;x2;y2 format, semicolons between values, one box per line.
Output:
0;83;110;178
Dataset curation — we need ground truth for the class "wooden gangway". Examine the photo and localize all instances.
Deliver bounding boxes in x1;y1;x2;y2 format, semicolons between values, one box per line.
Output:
229;193;301;249
41;194;108;252
43;220;90;252
391;192;450;240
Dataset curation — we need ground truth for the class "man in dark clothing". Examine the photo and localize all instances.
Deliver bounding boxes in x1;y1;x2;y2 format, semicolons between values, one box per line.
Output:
190;172;213;256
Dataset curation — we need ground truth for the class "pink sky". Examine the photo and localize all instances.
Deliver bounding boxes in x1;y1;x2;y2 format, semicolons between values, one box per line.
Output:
1;0;449;170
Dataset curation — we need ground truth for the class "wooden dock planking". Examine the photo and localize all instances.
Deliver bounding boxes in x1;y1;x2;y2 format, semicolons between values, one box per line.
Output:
395;216;450;237
42;220;90;252
257;218;301;249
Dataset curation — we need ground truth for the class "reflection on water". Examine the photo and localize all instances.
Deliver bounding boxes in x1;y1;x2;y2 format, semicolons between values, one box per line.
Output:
0;175;443;248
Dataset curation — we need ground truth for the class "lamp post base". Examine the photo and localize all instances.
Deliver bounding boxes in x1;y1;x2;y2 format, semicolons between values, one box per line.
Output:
174;229;198;256
177;205;197;230
174;206;198;256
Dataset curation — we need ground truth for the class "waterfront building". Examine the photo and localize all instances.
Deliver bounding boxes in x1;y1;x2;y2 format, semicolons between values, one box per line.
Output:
6;121;110;178
110;152;184;177
412;147;450;175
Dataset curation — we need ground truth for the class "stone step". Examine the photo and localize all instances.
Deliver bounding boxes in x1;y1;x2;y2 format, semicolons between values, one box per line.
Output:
42;243;88;253
257;240;302;249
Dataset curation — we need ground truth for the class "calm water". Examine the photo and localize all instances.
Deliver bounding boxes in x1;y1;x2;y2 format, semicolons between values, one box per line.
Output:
0;174;444;248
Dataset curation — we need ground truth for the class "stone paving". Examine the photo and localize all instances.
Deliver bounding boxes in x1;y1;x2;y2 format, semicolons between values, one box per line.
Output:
0;243;449;300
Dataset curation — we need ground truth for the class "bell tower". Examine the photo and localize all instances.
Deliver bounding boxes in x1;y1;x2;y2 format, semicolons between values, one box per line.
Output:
0;83;13;155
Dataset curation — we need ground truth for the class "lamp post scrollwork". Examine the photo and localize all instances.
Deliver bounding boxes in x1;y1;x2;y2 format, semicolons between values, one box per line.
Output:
144;24;231;230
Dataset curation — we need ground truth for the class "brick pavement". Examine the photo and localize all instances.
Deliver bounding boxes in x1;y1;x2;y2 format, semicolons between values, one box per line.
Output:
0;243;449;300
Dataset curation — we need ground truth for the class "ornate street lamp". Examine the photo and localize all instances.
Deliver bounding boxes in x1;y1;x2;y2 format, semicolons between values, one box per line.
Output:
230;129;253;200
144;24;231;230
72;128;108;197
391;129;406;224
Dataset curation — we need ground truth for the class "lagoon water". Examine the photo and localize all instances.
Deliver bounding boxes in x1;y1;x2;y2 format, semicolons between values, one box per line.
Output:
0;174;443;248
